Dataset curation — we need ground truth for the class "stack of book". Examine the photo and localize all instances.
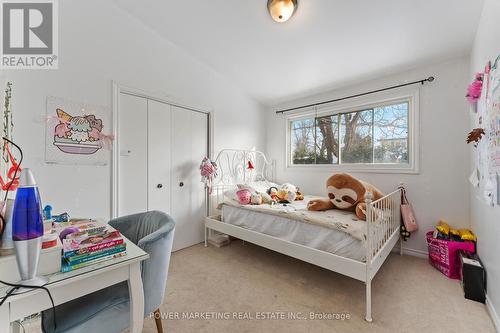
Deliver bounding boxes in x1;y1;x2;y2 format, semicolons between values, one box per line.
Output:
56;219;127;272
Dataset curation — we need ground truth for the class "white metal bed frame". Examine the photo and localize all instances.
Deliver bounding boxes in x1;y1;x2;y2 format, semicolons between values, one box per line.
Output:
204;149;403;322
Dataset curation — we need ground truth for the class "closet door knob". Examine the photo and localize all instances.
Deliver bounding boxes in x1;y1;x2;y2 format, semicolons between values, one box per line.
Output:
157;184;163;189
179;182;184;187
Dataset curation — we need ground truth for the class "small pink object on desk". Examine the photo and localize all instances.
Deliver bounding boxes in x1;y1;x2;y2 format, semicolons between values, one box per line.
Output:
426;231;475;279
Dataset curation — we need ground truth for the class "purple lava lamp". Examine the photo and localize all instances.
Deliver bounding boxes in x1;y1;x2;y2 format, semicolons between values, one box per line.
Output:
12;168;48;286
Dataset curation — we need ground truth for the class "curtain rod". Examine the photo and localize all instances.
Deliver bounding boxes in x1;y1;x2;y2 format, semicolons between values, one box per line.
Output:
275;76;435;114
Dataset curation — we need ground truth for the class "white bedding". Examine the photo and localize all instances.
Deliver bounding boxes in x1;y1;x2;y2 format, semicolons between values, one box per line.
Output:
221;196;368;241
222;204;366;262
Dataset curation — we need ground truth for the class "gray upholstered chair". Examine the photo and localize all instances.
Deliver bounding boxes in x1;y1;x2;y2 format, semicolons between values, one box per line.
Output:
42;211;176;333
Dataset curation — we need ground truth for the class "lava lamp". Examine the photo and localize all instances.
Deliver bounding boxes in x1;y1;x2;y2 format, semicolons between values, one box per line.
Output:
12;168;48;286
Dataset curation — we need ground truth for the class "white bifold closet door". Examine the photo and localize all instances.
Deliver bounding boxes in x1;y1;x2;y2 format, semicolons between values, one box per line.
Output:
118;93;148;217
118;93;208;251
170;106;207;251
147;100;171;214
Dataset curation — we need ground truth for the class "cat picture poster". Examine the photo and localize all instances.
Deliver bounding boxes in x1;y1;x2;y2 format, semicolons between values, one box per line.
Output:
45;97;112;165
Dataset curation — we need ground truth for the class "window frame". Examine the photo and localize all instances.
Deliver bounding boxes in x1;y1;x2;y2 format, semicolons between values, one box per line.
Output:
285;87;420;174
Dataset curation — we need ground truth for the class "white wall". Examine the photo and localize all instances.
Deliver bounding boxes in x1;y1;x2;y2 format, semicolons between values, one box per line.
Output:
1;0;265;219
470;0;500;327
266;57;471;255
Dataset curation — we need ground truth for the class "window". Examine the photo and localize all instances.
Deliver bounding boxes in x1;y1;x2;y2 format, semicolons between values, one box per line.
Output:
288;96;417;172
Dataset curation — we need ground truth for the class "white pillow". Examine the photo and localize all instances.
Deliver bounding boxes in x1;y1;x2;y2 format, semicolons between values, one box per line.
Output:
223;188;239;201
237;180;278;194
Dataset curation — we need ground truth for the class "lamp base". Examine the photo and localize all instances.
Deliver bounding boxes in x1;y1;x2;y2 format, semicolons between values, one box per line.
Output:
19;275;49;287
14;237;43;283
9;276;49;295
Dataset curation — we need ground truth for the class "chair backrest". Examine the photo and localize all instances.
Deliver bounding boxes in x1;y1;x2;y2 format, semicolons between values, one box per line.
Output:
109;211;175;315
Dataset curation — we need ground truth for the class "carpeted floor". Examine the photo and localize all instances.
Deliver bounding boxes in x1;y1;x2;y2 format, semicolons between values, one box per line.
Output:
137;241;495;333
22;240;496;333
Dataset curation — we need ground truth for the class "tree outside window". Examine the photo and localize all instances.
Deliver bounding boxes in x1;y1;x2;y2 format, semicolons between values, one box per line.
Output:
290;102;409;165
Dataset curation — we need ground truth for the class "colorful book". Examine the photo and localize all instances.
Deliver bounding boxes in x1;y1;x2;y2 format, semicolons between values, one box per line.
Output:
61;252;127;272
66;244;126;264
62;238;125;258
57;220;123;254
55;219;108;236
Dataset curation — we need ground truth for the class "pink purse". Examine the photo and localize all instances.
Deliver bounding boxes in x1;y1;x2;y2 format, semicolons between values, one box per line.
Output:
401;187;418;232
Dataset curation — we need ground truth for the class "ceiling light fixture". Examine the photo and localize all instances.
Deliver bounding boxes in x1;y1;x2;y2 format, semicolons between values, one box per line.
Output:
267;0;297;23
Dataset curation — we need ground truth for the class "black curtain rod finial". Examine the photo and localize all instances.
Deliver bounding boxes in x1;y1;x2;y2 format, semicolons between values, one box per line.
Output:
427;76;435;82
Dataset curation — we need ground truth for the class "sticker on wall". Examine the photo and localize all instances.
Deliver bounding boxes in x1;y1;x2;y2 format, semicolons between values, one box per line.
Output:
45;97;113;165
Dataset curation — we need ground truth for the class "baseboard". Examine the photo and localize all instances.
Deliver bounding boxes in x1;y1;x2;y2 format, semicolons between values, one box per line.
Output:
392;246;428;259
486;295;500;333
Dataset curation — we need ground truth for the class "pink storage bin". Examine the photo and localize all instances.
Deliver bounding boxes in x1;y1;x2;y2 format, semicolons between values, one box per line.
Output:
426;231;475;279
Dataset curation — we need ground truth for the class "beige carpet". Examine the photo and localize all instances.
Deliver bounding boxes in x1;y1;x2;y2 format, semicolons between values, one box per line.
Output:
22;240;496;333
138;241;495;333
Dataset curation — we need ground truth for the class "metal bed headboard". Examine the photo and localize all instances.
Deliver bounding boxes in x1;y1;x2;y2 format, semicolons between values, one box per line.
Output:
209;149;275;214
212;149;274;186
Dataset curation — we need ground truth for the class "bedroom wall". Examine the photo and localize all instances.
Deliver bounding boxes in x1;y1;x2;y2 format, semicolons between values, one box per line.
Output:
1;0;266;219
266;57;471;256
469;0;500;328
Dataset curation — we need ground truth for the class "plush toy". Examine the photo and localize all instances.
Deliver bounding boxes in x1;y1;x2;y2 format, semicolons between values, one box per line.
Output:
250;193;263;205
267;184;304;203
295;190;304;201
307;173;384;220
267;187;279;200
260;192;273;204
281;183;306;201
236;189;252;205
280;183;297;193
276;189;296;203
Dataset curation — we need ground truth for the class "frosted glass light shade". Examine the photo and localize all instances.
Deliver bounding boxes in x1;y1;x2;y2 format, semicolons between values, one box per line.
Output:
267;0;297;23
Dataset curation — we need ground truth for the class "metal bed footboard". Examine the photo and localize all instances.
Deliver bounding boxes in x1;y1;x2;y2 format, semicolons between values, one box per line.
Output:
364;188;402;322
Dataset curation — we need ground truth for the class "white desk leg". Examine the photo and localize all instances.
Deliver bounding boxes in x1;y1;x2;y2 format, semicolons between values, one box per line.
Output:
128;262;145;333
0;303;9;333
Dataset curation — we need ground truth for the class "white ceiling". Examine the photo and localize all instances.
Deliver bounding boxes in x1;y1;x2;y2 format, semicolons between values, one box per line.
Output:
115;0;484;106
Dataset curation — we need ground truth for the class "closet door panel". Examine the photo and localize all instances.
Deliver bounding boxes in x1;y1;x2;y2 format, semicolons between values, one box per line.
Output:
171;107;193;251
171;106;207;251
190;111;208;245
147;100;172;213
118;93;148;216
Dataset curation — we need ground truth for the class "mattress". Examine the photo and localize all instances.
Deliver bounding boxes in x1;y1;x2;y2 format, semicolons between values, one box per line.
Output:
222;204;366;262
221;196;368;241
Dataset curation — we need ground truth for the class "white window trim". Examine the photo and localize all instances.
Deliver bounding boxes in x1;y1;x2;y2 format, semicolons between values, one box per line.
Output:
284;86;420;174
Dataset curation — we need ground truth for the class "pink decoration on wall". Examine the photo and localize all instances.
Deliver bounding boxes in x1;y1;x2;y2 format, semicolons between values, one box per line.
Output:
45;97;112;165
466;72;484;105
46;108;113;154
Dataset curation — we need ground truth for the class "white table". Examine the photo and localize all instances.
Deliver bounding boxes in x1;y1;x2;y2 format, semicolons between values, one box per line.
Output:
0;237;149;333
